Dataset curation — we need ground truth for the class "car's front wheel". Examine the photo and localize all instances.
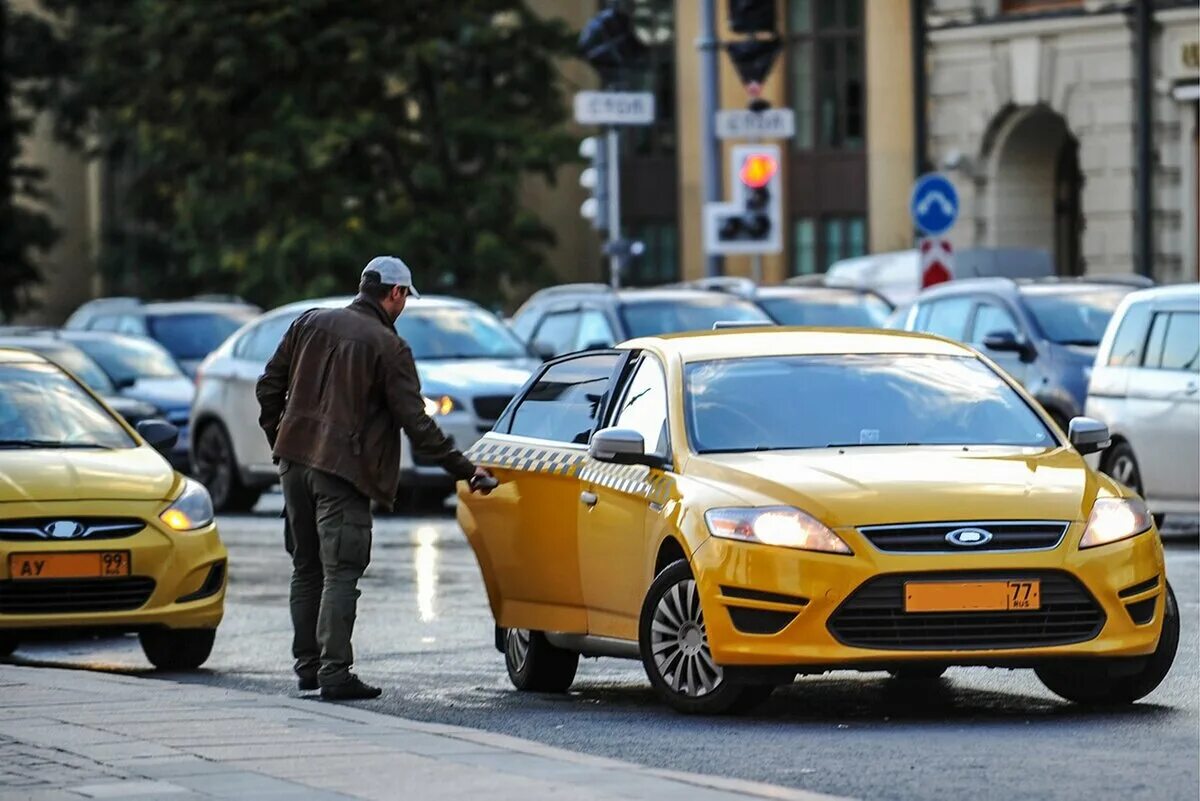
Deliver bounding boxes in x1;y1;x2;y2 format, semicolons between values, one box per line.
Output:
504;628;579;693
140;628;216;670
639;560;774;715
193;422;261;513
1036;583;1179;705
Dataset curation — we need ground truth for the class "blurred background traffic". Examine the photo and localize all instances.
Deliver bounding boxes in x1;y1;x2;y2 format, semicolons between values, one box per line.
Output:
1;1;1197;522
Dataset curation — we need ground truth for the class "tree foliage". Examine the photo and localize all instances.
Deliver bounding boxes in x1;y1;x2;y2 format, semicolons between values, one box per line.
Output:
42;0;577;306
0;1;60;319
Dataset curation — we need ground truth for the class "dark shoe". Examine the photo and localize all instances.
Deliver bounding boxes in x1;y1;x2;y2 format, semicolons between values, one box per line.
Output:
297;673;319;692
320;675;382;701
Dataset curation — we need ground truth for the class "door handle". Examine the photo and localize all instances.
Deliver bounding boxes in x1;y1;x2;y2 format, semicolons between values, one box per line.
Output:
580;491;598;507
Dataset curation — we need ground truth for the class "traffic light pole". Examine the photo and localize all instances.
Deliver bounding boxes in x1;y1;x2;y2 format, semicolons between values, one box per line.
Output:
606;126;622;289
699;0;723;278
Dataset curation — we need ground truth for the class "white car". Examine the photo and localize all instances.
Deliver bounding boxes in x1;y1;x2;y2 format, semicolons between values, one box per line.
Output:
190;295;538;511
1086;284;1199;525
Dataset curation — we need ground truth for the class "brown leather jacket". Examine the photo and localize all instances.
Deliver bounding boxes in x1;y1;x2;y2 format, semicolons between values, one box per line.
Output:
255;294;475;508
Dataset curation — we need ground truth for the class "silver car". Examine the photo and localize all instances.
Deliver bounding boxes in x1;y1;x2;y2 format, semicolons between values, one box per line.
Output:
190;295;537;511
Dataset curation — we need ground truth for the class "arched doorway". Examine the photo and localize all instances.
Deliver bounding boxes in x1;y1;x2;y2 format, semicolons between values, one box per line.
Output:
986;106;1083;276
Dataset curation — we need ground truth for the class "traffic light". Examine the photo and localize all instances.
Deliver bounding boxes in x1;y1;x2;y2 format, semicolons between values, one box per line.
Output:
728;0;777;34
713;145;782;253
578;8;646;79
578;136;609;232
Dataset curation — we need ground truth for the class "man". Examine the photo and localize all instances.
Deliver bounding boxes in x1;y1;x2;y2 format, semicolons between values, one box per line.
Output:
256;256;493;700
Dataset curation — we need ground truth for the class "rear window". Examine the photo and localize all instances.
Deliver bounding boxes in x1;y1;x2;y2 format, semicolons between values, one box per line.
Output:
1022;288;1129;346
620;298;769;338
147;311;254;360
758;294;891;327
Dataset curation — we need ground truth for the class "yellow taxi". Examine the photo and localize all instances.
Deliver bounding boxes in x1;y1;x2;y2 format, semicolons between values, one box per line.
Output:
0;348;226;669
457;328;1177;714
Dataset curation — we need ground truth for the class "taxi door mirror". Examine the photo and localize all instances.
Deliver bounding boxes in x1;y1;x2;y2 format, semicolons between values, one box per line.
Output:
590;427;665;469
1068;416;1110;455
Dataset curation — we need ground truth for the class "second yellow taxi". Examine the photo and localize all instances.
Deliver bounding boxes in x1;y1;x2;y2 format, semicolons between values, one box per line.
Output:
457;328;1177;714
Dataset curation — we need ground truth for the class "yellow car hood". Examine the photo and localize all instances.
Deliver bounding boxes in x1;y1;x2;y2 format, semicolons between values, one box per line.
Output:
0;447;177;503
688;446;1101;528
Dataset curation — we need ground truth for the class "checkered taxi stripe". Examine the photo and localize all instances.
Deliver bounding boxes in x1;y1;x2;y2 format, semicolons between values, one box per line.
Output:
467;438;674;505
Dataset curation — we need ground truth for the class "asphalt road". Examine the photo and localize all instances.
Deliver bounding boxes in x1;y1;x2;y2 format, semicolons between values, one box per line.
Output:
9;495;1199;801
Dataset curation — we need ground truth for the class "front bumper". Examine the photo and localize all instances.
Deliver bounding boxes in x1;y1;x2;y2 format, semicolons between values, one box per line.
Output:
692;522;1166;669
0;500;227;635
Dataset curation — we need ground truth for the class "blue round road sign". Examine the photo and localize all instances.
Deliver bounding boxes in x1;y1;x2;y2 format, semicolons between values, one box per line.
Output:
910;173;959;236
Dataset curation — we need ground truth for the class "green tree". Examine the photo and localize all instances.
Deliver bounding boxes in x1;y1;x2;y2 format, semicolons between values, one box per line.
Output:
0;1;60;320
43;0;576;307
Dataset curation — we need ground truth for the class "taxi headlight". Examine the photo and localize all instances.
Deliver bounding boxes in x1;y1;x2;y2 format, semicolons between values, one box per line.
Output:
1079;497;1152;549
160;478;215;532
423;395;462;416
704;507;852;555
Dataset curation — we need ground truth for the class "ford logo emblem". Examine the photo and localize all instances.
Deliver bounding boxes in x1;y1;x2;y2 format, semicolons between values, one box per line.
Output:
945;527;993;547
44;520;85;539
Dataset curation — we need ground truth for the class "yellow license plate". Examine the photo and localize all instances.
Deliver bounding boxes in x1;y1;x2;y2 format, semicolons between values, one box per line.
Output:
905;580;1040;613
8;552;131;580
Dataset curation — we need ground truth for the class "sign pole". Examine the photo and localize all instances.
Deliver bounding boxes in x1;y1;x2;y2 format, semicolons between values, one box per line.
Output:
606;126;622;290
699;0;722;278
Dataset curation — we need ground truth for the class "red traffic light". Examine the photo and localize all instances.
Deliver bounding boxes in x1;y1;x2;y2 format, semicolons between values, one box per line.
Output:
739;153;778;189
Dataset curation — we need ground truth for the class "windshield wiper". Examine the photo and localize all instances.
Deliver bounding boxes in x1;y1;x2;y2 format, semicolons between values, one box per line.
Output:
0;439;107;449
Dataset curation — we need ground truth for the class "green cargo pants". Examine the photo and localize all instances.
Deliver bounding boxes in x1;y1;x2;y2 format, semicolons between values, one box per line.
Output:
279;459;373;687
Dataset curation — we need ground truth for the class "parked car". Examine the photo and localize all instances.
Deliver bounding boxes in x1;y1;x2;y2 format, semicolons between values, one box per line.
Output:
826;247;1056;306
191;295;538;511
686;276;892;328
900;277;1151;428
65;298;260;377
1085;284;1200;526
0;347;226;669
509;285;772;359
0;336;159;435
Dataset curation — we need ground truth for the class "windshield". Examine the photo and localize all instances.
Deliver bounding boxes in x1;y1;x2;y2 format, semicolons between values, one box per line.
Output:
395;307;529;360
620;298;771;338
70;336;184;384
1022;288;1130;346
685;354;1053;454
147;311;254;360
758;294;891;327
0;363;135;449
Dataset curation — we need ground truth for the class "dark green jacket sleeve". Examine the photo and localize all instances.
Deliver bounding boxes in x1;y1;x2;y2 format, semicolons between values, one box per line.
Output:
383;342;476;480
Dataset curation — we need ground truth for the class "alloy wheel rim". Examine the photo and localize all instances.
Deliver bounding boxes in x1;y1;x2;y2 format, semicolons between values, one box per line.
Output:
650;579;723;698
506;628;531;673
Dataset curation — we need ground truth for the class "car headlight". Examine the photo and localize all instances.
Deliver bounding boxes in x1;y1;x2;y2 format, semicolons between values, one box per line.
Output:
423;395;462;416
704;506;852;555
1079;497;1152;549
160;478;215;531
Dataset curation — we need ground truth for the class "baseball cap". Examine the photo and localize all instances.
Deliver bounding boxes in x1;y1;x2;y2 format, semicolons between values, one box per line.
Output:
362;256;420;298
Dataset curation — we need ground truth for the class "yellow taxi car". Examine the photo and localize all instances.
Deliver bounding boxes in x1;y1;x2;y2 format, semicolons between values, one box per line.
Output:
0;347;226;669
457;328;1178;714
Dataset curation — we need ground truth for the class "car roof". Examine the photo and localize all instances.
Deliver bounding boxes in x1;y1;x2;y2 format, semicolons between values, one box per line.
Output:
753;285;880;301
522;285;760;309
0;346;51;365
136;301;261;315
0;337;80;356
263;294;486;319
1119;283;1200;306
917;277;1141;301
624;327;973;362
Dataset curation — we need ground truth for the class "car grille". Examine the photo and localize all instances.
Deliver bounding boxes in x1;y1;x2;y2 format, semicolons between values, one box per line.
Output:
0;577;156;614
858;521;1069;553
827;571;1105;651
0;518;146;542
472;395;513;422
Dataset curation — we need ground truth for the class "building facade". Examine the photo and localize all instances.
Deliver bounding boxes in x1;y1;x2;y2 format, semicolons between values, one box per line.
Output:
924;0;1199;282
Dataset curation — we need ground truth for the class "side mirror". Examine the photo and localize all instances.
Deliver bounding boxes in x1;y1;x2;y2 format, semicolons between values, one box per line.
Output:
1067;416;1111;455
589;427;665;469
982;330;1035;362
136;419;179;457
113;375;137;391
531;341;556;362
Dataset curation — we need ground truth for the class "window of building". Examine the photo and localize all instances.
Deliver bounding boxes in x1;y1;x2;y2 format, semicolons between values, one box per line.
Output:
626;221;678;286
627;0;676;157
790;216;865;275
1000;1;1083;14
792;218;816;275
787;0;864;152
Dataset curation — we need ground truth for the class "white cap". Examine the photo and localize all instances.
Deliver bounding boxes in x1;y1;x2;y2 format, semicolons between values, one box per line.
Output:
362;256;420;298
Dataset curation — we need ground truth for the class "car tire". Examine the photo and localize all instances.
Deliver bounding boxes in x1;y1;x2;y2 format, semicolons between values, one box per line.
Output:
1099;442;1165;528
888;666;947;682
503;628;579;693
639;560;775;715
1035;583;1179;706
193;422;260;513
0;634;18;658
140;628;216;671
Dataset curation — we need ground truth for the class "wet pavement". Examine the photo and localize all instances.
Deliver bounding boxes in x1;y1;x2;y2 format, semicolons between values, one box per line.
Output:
7;494;1199;801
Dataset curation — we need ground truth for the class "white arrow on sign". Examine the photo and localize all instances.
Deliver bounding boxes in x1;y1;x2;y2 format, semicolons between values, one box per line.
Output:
573;91;656;126
716;108;795;140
